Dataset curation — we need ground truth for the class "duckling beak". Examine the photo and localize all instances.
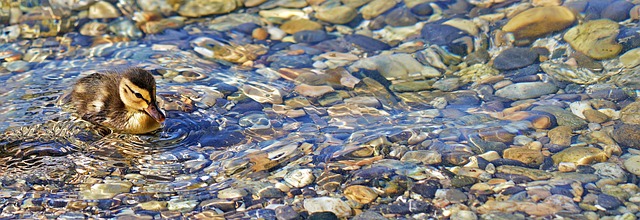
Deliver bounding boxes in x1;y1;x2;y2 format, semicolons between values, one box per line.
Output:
145;103;166;123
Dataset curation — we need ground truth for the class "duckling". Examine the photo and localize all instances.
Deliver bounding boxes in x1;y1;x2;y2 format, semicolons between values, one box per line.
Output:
70;68;165;134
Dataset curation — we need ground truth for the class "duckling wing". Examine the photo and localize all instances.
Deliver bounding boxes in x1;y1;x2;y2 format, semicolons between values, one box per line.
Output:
70;72;122;126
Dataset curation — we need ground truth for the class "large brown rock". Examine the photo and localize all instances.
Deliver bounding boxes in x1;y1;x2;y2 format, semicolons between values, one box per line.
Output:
563;19;622;60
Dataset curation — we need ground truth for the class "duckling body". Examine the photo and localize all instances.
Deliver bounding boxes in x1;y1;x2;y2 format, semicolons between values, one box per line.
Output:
70;68;165;134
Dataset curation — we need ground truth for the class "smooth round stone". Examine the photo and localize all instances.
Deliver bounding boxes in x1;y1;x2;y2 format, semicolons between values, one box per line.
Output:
80;181;132;200
308;212;339;220
167;199;198;212
451;210;478;220
303;197;351;218
492;47;538;70
294;84;334;97
138;201;168;211
410;2;433;17
532;105;587;130
432;78;461;92
315;5;357;24
593;162;627;182
275;206;300;220
502;6;575;40
280;19;322;34
178;0;241;17
360;0;396;20
619;48;640;68
563;19;622;60
551;146;607;165
218;188;248;199
612;123;640;149
495;82;558;100
293;30;327;43
598;194;622;210
384;8;417;27
601;0;634;21
548;126;573;146
583;109;609;123
621;102;640;125
344;185;378;204
88;1;121;19
623;155;640;176
502;147;544;165
344;96;381;108
268;54;313;69
6;60;31;72
284;168;315;188
400;150;442;165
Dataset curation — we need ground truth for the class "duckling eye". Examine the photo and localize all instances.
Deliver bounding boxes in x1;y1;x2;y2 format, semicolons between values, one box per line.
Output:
134;92;143;99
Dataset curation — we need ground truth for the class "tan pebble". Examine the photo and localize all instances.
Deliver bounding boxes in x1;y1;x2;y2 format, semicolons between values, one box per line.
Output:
621;101;640;125
294;84;335;97
503;6;575;40
583;109;609;123
315;6;358;24
558;162;577;172
532;0;562;6
624;155;640;177
360;0;397;20
527;141;543;150
503;147;544;165
548;125;573;146
563;19;622;60
252;28;268;40
619;48;640;68
280;19;322;34
551;146;608;165
88;1;121;19
344;185;378;204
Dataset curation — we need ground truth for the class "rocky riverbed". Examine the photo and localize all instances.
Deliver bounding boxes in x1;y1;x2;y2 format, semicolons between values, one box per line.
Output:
1;0;640;219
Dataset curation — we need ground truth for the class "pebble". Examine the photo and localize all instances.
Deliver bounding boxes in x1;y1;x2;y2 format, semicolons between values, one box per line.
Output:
80;181;132;200
492;47;538;70
293;30;328;44
532;105;587;130
613;123;640;149
551;146;608;165
621;102;640;125
598;193;622;210
563;19;622;60
401;150;442;165
303;197;351;218
547;125;573;146
88;1;121;19
583;109;609;123
178;0;241;17
283;168;315;188
495;82;558;100
421;24;469;55
502;6;575;40
623;155;640;176
384;8;418;27
502;147;544;165
601;0;634;21
344;185;378;204
344;34;390;52
315;5;358;24
280;19;323;34
619;48;640;68
360;0;396;20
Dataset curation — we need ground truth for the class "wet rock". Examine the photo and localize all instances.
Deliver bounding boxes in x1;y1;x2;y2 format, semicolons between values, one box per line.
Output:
421;24;470;55
280;19;323;34
593;162;627;182
492;47;538;70
400;150;442;165
532;105;587;130
551;146;608;165
275;205;300;220
284;168;315;188
361;0;396;20
303;197;351;218
88;1;121;19
344;185;378;204
178;0;241;17
621;102;640;125
619;48;640;68
583;109;608;124
601;0;634;21
294;84;334;97
598;193;622;210
344;34;390;52
384;8;418;27
612;123;640;149
502;148;544;165
352;211;387;220
548;126;573;146
268;54;314;69
167;199;198;212
308;212;338;220
315;5;358;24
252;28;269;40
623;155;640;176
495;82;558;100
139;201;168;211
502;6;575;40
410;2;433;18
80;181;133;200
563;19;622;60
497;165;553;180
293;30;327;44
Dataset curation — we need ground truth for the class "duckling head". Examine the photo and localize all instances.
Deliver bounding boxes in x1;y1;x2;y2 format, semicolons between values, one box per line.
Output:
118;68;166;123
